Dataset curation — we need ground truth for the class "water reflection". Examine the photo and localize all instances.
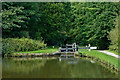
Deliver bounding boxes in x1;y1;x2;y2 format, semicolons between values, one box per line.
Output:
2;57;118;78
59;57;78;64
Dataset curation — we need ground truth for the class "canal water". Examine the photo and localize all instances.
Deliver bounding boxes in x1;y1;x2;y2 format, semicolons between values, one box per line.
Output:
2;57;117;78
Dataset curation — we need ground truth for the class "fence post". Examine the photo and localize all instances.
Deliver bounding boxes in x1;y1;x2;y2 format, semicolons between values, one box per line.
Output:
66;44;68;52
59;47;61;52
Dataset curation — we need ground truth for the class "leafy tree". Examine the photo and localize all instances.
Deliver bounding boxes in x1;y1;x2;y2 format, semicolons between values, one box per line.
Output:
108;18;118;51
2;2;28;38
2;2;119;49
2;2;40;38
36;2;72;46
69;2;118;49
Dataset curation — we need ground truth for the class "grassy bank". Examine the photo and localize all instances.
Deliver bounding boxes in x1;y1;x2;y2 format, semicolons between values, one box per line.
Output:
15;46;58;54
79;49;118;69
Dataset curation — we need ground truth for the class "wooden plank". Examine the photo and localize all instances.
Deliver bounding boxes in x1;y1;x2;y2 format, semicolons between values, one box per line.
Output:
60;52;75;53
66;45;73;46
61;55;74;56
78;47;90;49
60;48;75;50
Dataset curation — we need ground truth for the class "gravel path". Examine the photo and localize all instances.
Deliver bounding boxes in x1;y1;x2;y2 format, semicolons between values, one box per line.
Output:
98;50;120;58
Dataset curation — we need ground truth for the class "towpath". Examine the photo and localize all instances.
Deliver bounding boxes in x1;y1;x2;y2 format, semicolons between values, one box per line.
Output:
98;50;120;58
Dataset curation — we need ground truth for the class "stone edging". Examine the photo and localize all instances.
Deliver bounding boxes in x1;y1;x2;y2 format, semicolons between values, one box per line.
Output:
6;53;61;57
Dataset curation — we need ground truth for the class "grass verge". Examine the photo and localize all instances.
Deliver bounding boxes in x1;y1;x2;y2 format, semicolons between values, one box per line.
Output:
15;46;58;54
79;49;118;68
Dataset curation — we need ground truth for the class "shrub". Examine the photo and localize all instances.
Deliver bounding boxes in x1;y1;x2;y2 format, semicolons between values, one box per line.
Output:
2;38;47;55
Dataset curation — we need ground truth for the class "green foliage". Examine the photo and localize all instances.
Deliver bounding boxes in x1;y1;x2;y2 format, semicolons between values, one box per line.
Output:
2;38;47;55
2;3;26;29
108;19;118;52
2;2;38;38
2;2;119;49
18;31;29;38
69;2;118;49
35;2;72;46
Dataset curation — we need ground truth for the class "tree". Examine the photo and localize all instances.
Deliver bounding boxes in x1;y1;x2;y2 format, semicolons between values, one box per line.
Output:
2;2;119;49
108;18;118;51
35;2;72;46
69;2;118;49
2;2;28;38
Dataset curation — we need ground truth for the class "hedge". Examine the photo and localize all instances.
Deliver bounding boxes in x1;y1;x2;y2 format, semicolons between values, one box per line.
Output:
2;38;47;56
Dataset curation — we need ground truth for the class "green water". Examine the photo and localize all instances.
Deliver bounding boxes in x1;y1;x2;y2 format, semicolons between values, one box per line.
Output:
2;57;118;78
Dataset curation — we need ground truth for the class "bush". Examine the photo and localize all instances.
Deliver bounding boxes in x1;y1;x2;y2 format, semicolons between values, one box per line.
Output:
2;38;47;55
